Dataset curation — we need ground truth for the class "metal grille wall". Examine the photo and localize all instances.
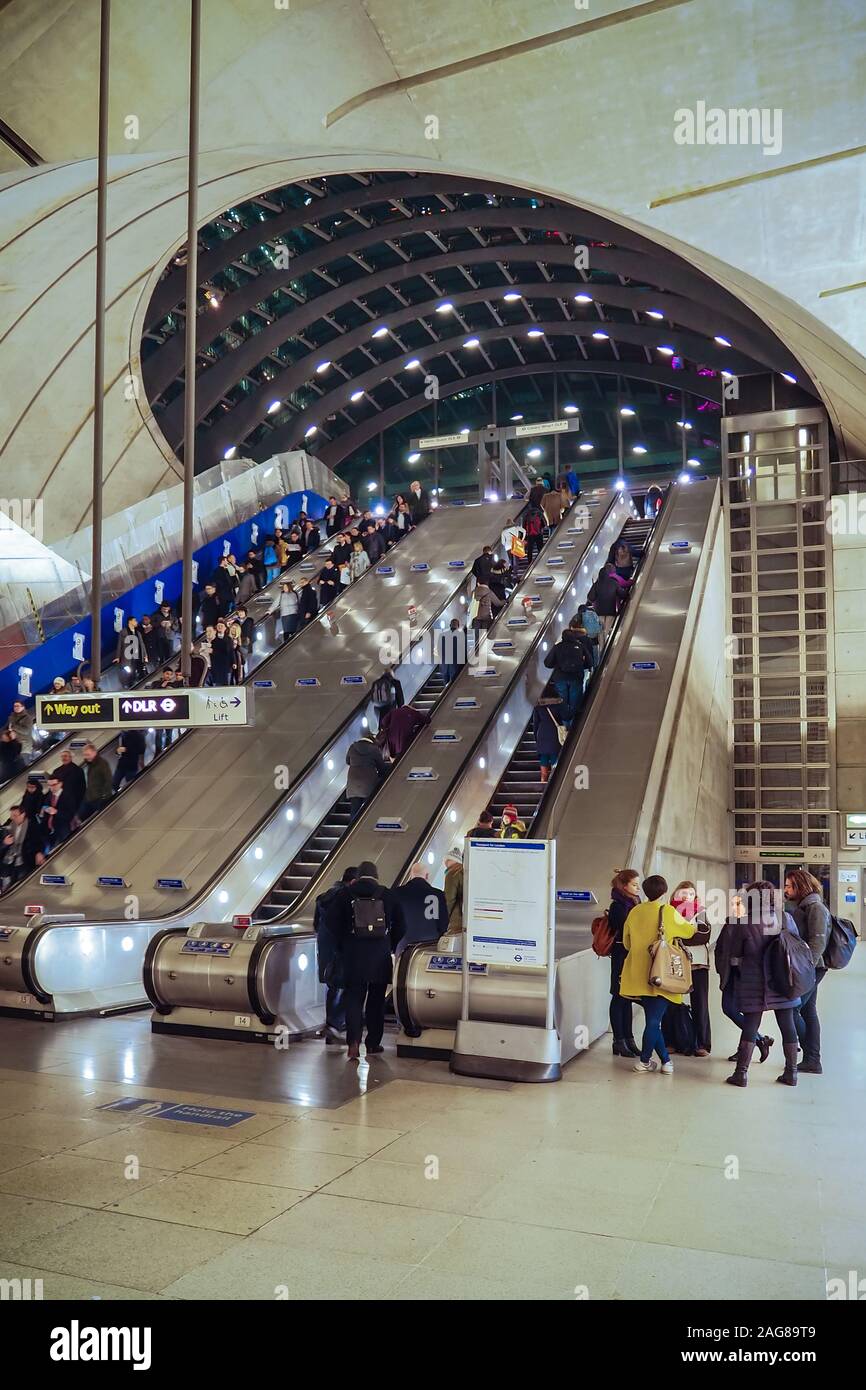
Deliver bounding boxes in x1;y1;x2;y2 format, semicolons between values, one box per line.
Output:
722;408;835;876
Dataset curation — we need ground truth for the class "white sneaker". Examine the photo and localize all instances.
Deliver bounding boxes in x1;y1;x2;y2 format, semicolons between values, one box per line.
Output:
633;1059;658;1073
660;1061;674;1074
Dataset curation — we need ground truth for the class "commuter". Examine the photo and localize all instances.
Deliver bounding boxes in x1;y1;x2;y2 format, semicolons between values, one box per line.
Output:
467;809;497;839
543;617;593;725
150;607;176;664
715;891;775;1067
565;466;580;499
338;561;351;591
138;615;161;671
408;479;430;524
39;775;79;847
785;868;831;1074
313;865;357;1043
49;676;71;695
523;504;546;563
208;619;234;686
472;546;495;586
576;603;602;667
528;480;546;509
644;484;663;520
51;748;86;809
489;555;511;602
263;537;280;584
198;583;223;631
246;548;266;589
210;557;236;609
1;806;46;884
541;485;563;530
499;803;527;839
80;676;99;694
113;729;145;792
233;606;255;654
392;864;448;957
619;874;696;1073
0;729;24;780
365;525;388;565
531;696;564;783
189;641;210;688
303;520;321;553
297;577;318;625
345;731;388;820
723;879;809;1088
470;581;503;635
21;777;45;820
370;668;404;729
232;565;256;609
318;559;342;607
79;743;113;819
269;581;299;642
608;538;636;580
228;624;245;684
606;869;641;1058
283;528;304;567
334;860;401;1060
324;496;347;537
69;676;84;695
662;882;712;1056
437;618;466;685
349;540;371;581
114;617;148;686
391;498;413;538
443;846;464;932
501;518;526;579
587;565;621;643
8;700;35;756
331;533;352;568
377;703;430;760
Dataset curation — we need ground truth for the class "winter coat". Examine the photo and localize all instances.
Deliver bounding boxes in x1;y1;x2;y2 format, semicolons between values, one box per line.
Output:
314;880;352;984
364;530;386;563
587;570;620;618
544;629;592;678
444;864;464;932
619;899;696;1003
8;709;34;752
608;889;640;947
722;913;804;1012
789;892;831;966
198;592;223;628
349;549;371;581
473;585;503;623
408;487;430;523
83;755;113;803
436;627;466;667
52;760;86;808
472;553;495;584
542;491;563;527
345;737;388;800
336;876;402;985
297;585;318;623
115;629;148;667
378;704;429;760
532;704;562;759
528;483;546;509
236;571;258;606
391;878;449;955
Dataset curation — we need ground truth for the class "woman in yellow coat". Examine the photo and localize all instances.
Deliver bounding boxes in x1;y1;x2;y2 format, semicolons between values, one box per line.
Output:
619;873;696;1074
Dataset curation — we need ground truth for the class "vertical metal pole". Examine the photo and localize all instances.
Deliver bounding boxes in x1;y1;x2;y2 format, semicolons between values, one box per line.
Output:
553;373;559;479
90;0;111;683
432;397;439;497
544;840;557;1031
180;0;202;682
616;375;623;479
681;388;688;473
378;429;385;506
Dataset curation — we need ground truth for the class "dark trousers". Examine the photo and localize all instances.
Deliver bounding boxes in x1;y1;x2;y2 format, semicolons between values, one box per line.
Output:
325;984;345;1032
638;996;670;1063
525;534;543;563
79;797;110;821
347;796;366;821
112;756;140;793
554;677;582;725
344;981;387;1048
281;615;299;642
794;966;825;1063
609;943;633;1040
740;1008;798;1046
690;968;711;1051
439;663;459;684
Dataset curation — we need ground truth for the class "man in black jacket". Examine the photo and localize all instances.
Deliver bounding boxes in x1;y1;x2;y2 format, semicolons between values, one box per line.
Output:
39;776;79;848
324;497;347;537
1;805;45;884
391;864;448;957
336;860;403;1059
314;866;357;1043
408;480;430;524
471;546;495;585
198;584;223;631
543;618;593;726
51;748;86;812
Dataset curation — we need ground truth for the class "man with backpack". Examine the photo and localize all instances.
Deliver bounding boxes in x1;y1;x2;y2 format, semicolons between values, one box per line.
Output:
543;617;593;725
336;860;403;1060
370;667;404;730
523;505;546;563
314;866;357;1043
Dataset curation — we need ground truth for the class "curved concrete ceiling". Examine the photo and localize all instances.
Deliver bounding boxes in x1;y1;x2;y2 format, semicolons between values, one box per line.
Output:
0;0;864;539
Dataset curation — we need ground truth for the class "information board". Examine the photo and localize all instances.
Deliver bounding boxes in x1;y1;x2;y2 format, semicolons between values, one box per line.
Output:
464;838;555;968
36;688;251;730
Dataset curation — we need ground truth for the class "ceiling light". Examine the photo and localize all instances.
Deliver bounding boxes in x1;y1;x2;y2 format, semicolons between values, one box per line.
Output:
579;442;594;452
350;389;364;402
405;358;422;370
781;372;797;384
714;335;732;347
459;426;470;434
632;445;647;455
510;413;524;421
574;293;593;304
372;326;389;338
223;446;237;459
563;404;578;415
687;457;701;467
527;329;544;338
657;346;675;356
316;361;331;374
592;331;609;340
646;309;664;320
503;292;521;302
463;337;480;348
267;400;281;414
679;472;692;484
620;406;636;417
408;452;421;463
527;447;542;459
614;478;627;491
367;481;376;492
436;302;454;314
304;425;317;438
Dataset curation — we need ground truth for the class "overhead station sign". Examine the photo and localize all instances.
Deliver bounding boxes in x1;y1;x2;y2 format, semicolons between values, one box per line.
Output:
417;433;473;450
513;419;571;438
36;688;251;731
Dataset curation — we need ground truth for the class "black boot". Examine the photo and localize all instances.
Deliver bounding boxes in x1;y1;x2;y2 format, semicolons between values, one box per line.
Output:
725;1039;754;1087
756;1035;774;1063
623;1036;640;1057
776;1042;799;1086
798;1054;822;1074
612;1038;632;1057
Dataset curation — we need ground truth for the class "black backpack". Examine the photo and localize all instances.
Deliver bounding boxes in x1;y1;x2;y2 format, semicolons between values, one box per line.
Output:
352;895;388;939
556;639;587;676
823;915;857;970
766;929;817;1000
371;676;394;707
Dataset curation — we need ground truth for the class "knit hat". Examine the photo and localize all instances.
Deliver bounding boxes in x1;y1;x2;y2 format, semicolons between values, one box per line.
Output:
444;845;463;866
501;803;520;823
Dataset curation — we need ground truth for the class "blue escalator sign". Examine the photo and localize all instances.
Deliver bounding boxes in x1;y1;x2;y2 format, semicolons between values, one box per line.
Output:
507;617;528;626
669;540;692;551
546;558;564;566
340;675;365;685
375;818;406;832
447;559;466;568
295;677;320;688
558;541;575;549
97;876;127;889
433;730;460;742
39;874;69;887
556;890;596;903
181;939;234;956
156;878;187;890
376;566;395;575
630;661;660;672
410;562;430;572
253;679;276;689
536;575;555;584
407;767;437;780
525;595;541;604
427;955;487;974
453;697;478;709
491;640;514;651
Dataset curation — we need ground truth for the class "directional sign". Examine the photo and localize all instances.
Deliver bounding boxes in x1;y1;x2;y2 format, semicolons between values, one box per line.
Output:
340;675;366;686
468;666;498;678
507;616;528;627
546;557;564;566
514;419;570;438
375;818;407;833
556;889;597;903
35;695;114;728
558;541;575;549
669;540;692;552
376;565;395;576
295;677;320;688
410;562;430;573
418;433;473;449
96;876;127;889
253;679;277;689
433;729;461;742
536;576;555;584
448;559;466;569
156;878;187;891
39;874;69;887
630;661;660;673
491;640;514;651
36;689;250;730
118;693;191;724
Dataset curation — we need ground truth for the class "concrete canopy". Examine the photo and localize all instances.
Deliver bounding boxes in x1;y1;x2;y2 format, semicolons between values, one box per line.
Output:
1;0;865;539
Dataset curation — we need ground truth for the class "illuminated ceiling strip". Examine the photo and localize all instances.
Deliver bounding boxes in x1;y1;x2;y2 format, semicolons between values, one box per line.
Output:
324;0;696;128
818;279;866;300
650;143;866;208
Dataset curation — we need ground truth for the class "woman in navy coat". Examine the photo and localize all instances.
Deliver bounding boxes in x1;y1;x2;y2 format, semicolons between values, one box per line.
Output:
722;879;805;1089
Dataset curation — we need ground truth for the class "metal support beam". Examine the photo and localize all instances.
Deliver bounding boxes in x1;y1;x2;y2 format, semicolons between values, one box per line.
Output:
180;0;202;682
89;0;111;683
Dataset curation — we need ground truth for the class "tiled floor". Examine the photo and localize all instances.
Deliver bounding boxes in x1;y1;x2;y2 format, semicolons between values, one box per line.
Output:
0;953;863;1300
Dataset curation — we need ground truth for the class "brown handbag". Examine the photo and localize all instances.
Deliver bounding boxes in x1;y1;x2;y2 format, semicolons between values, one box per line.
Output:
648;906;693;994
